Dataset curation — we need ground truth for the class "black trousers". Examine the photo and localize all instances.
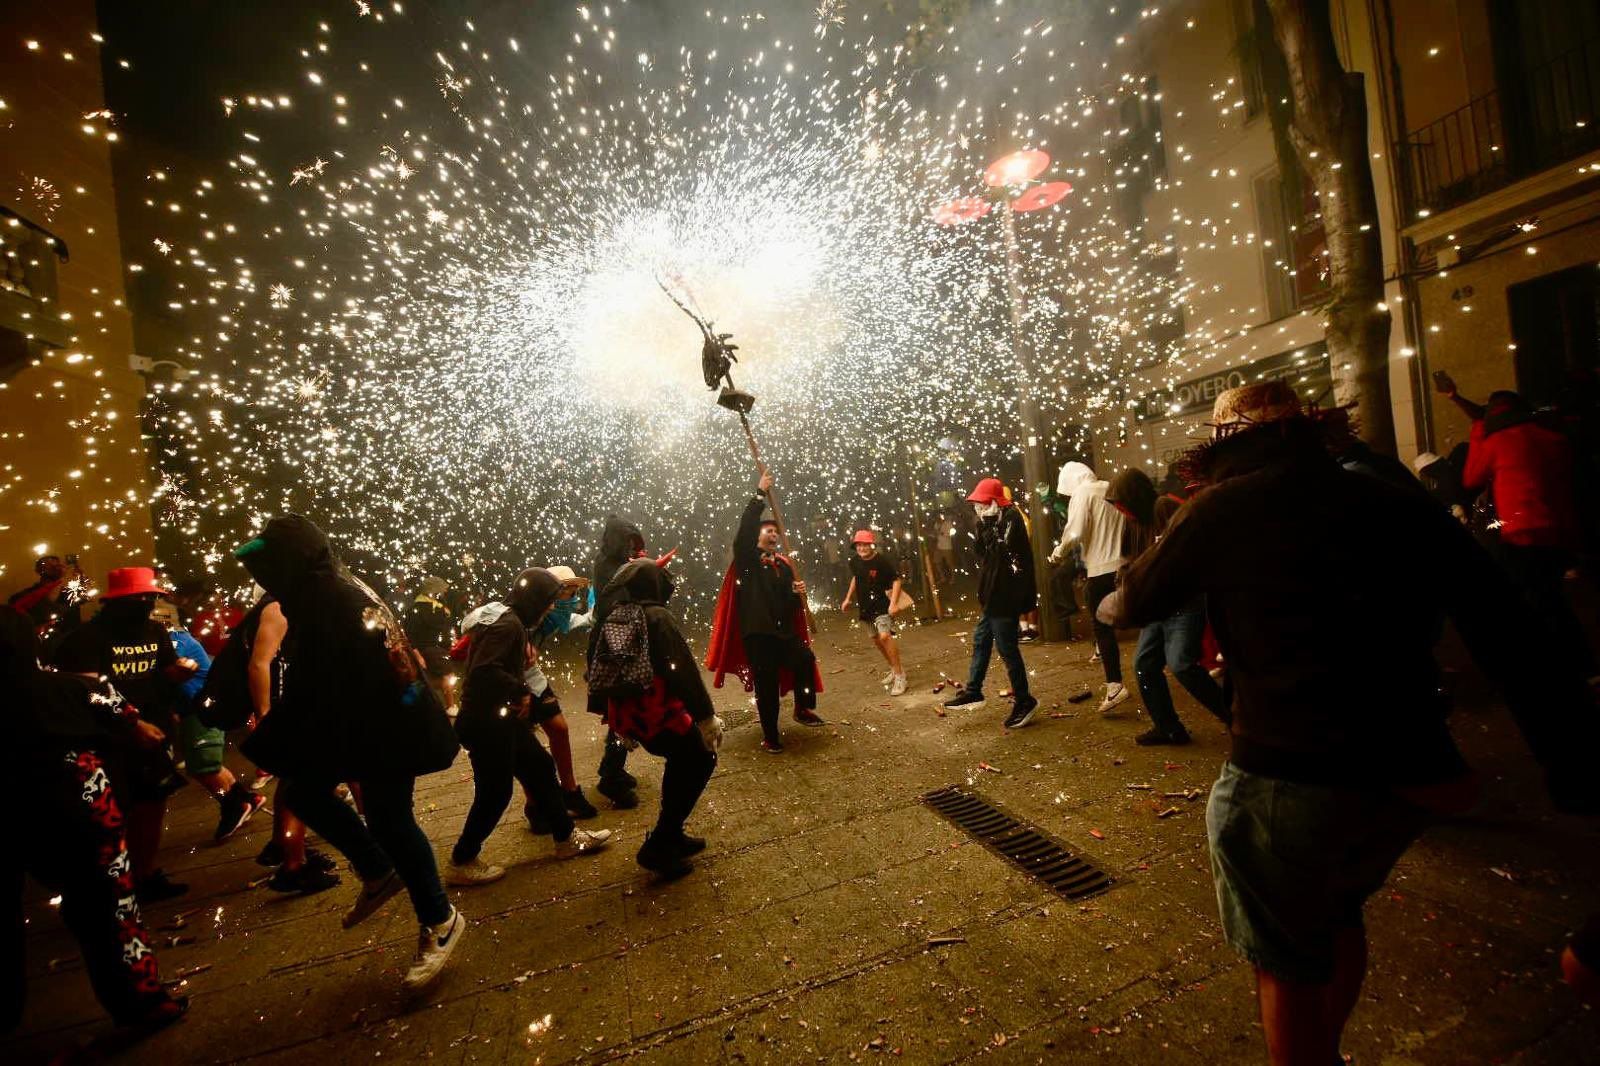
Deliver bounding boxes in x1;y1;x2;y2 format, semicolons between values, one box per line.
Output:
743;634;818;745
639;729;717;840
597;728;632;788
1500;542;1597;679
5;751;167;1031
454;717;573;864
1084;572;1123;684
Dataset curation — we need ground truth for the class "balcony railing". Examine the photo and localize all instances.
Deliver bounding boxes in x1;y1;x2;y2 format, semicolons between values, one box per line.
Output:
1399;34;1600;217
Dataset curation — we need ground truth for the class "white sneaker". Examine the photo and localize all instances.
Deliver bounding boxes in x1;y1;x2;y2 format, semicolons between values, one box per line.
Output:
555;827;613;859
881;670;895;685
402;907;465;992
889;674;907;696
1089;649;1101;663
342;870;404;929
445;858;505;886
1098;682;1130;715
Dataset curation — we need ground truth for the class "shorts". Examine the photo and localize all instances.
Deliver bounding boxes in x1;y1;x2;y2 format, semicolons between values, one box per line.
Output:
862;613;895;637
1205;761;1426;983
178;714;227;776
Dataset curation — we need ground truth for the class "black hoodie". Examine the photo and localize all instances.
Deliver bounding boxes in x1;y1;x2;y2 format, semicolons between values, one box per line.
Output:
594;515;645;595
457;568;561;746
236;514;459;781
595;559;714;725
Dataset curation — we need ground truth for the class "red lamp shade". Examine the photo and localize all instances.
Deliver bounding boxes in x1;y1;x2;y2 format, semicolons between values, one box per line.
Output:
1011;181;1073;212
932;197;993;226
983;148;1050;187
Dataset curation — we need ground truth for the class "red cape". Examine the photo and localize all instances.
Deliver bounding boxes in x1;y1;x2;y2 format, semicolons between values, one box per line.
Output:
704;560;823;697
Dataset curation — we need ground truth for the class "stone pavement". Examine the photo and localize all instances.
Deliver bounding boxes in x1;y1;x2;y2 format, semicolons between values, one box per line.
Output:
9;612;1600;1064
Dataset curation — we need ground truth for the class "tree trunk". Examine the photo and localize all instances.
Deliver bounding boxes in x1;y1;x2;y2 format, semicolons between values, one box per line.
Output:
1265;0;1396;454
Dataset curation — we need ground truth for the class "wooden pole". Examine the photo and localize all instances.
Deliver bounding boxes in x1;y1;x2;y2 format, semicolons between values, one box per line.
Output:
737;412;816;631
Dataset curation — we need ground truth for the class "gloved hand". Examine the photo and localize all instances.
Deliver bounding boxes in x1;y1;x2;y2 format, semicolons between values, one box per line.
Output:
568;610;594;631
697;714;726;752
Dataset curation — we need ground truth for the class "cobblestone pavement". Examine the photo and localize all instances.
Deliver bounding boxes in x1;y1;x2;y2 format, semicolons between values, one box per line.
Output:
9;613;1599;1064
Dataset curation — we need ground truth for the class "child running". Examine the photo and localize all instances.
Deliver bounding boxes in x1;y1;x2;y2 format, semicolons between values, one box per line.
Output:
839;529;907;695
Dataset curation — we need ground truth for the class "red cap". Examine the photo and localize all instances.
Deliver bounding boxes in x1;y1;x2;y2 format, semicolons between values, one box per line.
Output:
101;566;167;600
965;477;1009;506
851;529;876;545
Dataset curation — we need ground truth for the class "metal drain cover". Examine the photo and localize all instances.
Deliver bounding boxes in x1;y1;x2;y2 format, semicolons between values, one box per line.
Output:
923;785;1113;900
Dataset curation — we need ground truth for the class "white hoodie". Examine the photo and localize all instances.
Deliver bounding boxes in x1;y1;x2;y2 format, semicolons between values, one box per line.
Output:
1051;461;1126;578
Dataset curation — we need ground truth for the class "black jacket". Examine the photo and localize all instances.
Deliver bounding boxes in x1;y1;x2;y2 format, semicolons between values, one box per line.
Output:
599;559;715;724
457;568;562;746
733;495;799;639
237;514;459;782
975;507;1037;618
1117;437;1597;791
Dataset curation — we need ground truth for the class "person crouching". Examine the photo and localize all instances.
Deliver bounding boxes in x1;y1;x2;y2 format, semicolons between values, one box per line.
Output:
589;558;722;880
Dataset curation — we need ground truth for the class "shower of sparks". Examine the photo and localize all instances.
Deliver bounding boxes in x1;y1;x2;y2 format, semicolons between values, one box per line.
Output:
21;1;1248;611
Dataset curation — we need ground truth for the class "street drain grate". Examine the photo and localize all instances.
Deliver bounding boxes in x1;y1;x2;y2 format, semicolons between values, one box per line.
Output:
922;785;1113;900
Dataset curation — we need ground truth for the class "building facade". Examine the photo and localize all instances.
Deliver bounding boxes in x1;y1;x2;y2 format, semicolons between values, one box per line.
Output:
0;0;155;591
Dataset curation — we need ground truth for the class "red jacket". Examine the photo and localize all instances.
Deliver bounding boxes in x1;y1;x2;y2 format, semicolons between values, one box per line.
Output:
1462;420;1577;548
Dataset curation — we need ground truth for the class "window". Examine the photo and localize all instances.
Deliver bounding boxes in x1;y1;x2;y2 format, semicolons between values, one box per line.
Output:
1253;167;1328;320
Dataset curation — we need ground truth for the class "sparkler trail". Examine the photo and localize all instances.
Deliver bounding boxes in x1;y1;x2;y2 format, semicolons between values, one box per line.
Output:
81;2;1207;608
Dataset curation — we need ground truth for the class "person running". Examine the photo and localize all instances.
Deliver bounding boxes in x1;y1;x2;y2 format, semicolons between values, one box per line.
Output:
839;529;907;695
224;589;341;895
1050;461;1129;713
1126;477;1230;746
1104;380;1598;1066
589;516;648;809
705;468;824;753
234;515;465;993
51;567;197;905
448;567;612;886
589;557;722;880
149;595;266;842
2;609;188;1033
943;478;1039;729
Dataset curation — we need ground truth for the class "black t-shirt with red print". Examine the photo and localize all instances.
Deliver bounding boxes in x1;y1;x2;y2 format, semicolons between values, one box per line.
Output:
849;553;898;621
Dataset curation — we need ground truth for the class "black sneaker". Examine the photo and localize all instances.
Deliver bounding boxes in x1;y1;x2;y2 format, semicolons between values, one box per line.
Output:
597;778;640;810
1003;695;1039;730
673;833;707;858
256;840;284;867
304;847;338;873
563;787;599;820
1018;629;1039;643
267;863;342;895
1134;727;1192;747
760;738;785;754
636;834;694;880
943;688;985;708
793;707;825;727
214;787;267;843
618;768;639;789
135;870;189;905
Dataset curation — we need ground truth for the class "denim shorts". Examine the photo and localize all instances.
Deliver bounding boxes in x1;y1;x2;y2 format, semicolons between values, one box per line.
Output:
1205;761;1426;983
865;613;895;637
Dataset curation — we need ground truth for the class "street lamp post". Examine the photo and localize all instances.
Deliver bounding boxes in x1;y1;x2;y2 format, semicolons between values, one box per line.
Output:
934;150;1073;640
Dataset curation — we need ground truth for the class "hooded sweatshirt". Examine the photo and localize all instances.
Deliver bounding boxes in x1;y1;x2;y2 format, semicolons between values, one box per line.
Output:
1054;462;1125;578
456;567;561;746
1106;468;1158;561
593;558;714;741
235;514;458;781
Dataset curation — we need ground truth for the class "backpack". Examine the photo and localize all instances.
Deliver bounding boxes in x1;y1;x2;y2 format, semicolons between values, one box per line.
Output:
584;602;652;698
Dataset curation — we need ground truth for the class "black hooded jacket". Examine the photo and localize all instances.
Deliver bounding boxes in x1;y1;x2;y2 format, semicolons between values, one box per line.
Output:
974;506;1037;618
457;568;561;746
592;559;714;724
594;515;644;598
236;514;459;781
